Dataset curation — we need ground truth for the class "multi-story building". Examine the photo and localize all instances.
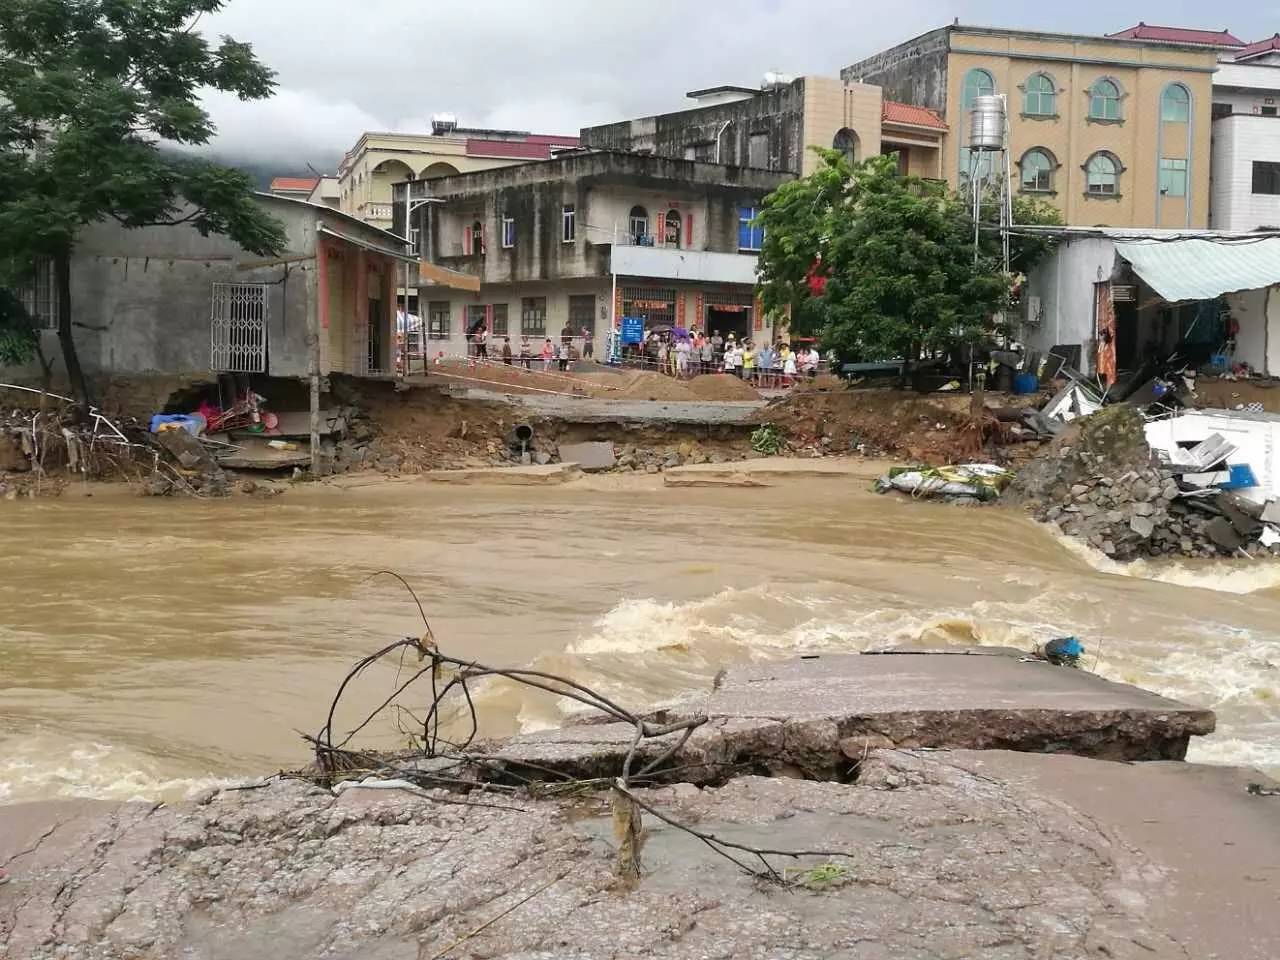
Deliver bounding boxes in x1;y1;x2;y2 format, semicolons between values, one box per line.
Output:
1211;35;1280;230
337;118;579;233
842;24;1220;228
393;152;787;357
580;75;948;181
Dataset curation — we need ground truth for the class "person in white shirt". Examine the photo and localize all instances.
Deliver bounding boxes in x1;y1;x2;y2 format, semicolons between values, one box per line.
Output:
675;338;692;378
802;347;821;378
723;343;738;377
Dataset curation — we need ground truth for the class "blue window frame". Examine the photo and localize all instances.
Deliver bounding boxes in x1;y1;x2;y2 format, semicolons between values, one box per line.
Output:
738;206;764;251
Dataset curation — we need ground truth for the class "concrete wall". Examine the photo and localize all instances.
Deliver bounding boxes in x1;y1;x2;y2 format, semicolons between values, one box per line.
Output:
800;77;883;176
1210;116;1280;230
580;79;809;174
842;28;951;112
1021;237;1118;371
2;197;406;389
1226;287;1270;373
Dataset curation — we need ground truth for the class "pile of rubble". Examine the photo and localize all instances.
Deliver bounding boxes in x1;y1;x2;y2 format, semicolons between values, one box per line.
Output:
1012;405;1280;560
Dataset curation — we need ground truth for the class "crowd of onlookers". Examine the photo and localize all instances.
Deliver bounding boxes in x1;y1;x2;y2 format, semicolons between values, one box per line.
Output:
625;330;825;386
447;320;826;385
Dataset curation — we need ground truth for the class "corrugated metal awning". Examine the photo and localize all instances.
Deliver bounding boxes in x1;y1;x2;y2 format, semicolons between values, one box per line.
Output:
1113;237;1280;302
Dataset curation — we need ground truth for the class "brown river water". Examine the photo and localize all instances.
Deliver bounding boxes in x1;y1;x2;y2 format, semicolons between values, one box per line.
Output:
2;473;1279;804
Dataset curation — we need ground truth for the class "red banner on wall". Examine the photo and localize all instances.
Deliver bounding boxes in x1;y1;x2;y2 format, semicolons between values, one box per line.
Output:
694;293;704;329
676;291;686;327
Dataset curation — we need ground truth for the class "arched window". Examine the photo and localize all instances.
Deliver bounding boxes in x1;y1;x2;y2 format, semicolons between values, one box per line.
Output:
962;69;995;110
1161;83;1191;123
1024;73;1056;116
1085;152;1121;196
664;210;682;248
629;205;649;243
1020;148;1055;192
1089;79;1122;120
832;128;860;164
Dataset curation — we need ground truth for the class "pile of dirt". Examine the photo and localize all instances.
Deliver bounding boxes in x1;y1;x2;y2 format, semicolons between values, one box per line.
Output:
328;377;513;473
613;371;697;401
426;360;603;398
765;389;984;464
687;374;760;401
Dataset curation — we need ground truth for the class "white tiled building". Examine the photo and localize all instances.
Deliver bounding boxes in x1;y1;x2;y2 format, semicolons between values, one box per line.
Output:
1212;37;1280;230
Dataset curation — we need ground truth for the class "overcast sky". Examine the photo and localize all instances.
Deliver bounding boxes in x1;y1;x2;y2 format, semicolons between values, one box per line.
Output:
198;1;1280;171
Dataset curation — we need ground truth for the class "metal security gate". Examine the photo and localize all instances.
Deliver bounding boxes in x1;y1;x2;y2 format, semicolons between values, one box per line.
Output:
210;282;268;373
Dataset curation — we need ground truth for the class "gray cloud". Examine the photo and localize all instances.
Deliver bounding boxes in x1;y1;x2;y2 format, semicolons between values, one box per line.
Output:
194;0;1280;169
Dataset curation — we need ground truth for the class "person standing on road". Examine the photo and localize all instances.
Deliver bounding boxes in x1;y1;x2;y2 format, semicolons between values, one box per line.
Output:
541;338;555;372
700;336;714;375
756;342;775;389
502;338;513;365
782;343;797;386
582;326;594;360
560;322;573;349
741;341;755;384
520;337;533;370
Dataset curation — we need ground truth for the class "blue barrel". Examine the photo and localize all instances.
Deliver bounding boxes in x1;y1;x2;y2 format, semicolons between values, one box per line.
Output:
1013;372;1040;395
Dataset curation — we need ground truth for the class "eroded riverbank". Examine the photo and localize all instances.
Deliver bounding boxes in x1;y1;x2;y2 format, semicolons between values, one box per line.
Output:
2;465;1280;804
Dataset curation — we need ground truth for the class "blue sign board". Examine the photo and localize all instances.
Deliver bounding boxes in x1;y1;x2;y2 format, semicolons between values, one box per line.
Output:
620;316;645;345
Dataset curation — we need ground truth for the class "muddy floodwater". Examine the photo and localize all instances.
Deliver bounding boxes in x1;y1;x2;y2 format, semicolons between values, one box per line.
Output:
3;473;1279;803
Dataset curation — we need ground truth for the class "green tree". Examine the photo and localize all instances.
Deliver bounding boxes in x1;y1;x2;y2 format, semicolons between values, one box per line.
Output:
757;151;1058;371
0;0;287;406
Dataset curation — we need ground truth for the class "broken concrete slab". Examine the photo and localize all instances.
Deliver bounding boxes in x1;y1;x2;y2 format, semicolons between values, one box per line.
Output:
663;473;771;488
421;463;583;485
557;441;616;472
484;651;1216;783
6;752;1275;960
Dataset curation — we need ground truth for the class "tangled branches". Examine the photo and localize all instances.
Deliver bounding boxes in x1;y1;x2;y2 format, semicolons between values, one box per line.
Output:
305;572;857;886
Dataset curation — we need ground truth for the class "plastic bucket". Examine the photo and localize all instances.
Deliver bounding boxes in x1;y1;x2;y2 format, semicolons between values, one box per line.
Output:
1013;372;1040;395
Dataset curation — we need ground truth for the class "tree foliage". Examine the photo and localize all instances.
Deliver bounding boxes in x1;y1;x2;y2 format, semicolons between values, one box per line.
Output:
756;150;1060;365
0;0;287;401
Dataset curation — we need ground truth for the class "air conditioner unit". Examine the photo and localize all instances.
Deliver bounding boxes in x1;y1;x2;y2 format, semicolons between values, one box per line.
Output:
1112;284;1137;303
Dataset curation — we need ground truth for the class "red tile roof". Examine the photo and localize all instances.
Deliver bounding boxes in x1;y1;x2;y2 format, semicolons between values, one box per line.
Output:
1235;34;1280;61
882;100;947;130
1108;23;1244;47
270;176;320;192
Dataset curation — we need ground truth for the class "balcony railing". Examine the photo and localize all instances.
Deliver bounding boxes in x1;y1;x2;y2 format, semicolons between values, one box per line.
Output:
362;203;394;221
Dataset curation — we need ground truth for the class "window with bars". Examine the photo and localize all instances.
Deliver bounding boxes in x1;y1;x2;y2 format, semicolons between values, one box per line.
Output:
210;282;268;373
561;205;575;243
428;301;452;339
12;258;59;331
502;216;515;248
569;294;596;334
1253;161;1280;195
521;297;546;336
492;303;509;336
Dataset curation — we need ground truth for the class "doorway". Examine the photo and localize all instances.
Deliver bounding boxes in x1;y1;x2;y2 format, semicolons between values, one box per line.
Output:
368;296;385;373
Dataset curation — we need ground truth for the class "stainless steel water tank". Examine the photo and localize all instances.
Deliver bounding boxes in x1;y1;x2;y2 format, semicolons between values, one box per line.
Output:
968;95;1005;152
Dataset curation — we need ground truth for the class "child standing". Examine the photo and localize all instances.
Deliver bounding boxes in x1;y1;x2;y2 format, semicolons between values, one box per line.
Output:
541;338;554;372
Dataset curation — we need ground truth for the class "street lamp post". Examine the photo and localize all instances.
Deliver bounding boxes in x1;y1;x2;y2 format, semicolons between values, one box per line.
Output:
400;188;442;377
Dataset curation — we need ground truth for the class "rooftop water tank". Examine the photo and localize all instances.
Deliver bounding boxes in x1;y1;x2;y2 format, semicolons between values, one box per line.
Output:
968;95;1005;152
761;71;795;90
431;112;458;135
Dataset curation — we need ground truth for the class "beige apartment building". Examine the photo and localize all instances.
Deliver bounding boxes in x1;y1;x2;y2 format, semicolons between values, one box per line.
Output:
844;25;1220;228
336;120;579;233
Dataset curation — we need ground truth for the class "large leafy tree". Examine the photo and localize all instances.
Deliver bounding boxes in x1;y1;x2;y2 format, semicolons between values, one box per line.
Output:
0;0;287;406
757;150;1059;369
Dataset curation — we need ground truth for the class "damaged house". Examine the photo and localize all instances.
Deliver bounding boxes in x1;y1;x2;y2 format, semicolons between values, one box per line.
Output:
1020;227;1280;382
